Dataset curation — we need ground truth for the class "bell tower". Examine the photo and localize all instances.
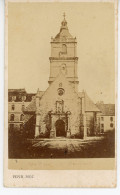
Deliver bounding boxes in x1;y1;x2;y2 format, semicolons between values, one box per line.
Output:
48;13;79;91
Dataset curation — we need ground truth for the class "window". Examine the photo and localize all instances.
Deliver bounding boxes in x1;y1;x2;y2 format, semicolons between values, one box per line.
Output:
20;114;24;121
110;117;113;121
110;123;113;128
62;44;67;53
59;44;67;57
12;96;16;101
101;117;104;121
11;104;15;110
10;114;14;121
58;88;65;96
22;96;26;101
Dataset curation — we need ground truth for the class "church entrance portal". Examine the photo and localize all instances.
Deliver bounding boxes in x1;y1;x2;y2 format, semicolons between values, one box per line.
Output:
55;119;66;137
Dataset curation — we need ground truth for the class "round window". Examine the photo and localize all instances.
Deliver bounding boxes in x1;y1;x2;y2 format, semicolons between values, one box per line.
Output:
58;88;64;96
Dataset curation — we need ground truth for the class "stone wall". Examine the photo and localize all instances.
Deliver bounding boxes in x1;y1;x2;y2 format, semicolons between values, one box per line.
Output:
36;74;82;137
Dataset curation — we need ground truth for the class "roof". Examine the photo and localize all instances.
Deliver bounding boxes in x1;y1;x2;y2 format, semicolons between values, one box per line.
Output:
23;91;45;113
24;114;33;124
78;92;100;112
84;92;100;112
24;98;36;112
40;72;80;103
8;88;26;93
96;104;115;116
36;91;45;98
8;88;36;102
54;17;74;41
55;28;73;39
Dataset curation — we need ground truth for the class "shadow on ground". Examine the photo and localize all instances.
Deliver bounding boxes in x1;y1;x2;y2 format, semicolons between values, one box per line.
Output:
8;131;115;159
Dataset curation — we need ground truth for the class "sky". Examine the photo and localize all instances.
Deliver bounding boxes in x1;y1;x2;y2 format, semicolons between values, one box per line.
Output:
8;2;115;103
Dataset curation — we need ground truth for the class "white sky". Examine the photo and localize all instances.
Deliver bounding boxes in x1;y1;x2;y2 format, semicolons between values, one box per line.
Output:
8;2;115;103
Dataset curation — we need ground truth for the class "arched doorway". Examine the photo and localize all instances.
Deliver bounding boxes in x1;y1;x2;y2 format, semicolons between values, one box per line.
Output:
55;120;66;137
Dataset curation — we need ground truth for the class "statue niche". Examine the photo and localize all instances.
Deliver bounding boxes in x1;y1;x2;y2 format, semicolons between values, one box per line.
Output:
56;100;64;113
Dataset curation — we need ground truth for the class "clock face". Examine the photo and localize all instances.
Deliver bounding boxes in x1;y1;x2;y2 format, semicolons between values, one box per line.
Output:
58;88;64;96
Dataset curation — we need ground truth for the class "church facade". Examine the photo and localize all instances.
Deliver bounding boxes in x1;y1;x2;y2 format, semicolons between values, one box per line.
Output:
33;15;100;139
8;15;105;139
8;15;115;140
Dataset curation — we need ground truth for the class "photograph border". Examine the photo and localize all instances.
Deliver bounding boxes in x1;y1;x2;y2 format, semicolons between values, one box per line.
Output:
4;0;117;187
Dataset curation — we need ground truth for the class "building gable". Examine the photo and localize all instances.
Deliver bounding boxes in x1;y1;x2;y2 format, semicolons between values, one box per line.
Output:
40;72;80;105
84;92;100;112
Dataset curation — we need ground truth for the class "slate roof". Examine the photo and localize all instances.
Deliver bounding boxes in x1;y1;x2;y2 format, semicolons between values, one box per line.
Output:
24;91;44;112
37;91;45;98
84;92;100;112
55;29;73;39
8;89;26;93
78;92;100;112
54;18;74;40
24;99;36;112
96;104;115;116
8;88;36;102
24;114;33;124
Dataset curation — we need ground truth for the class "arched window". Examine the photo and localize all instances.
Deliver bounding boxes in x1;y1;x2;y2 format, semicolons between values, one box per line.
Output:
10;114;14;121
110;123;113;128
22;96;26;101
12;96;16;101
62;44;67;53
20;114;24;121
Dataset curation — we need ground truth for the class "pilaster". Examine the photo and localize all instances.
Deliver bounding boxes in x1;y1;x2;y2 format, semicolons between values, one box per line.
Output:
50;114;56;138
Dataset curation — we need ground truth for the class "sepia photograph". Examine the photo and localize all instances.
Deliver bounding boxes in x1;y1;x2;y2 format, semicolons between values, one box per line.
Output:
4;0;117;188
8;2;115;159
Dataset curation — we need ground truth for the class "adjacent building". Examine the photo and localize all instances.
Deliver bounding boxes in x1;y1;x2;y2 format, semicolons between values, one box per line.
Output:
8;89;35;135
96;103;115;133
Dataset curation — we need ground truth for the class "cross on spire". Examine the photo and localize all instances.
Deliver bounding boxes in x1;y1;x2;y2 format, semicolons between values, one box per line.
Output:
63;12;66;20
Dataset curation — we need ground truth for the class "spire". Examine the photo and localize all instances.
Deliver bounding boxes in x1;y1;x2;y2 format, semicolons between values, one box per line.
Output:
54;13;73;39
61;12;68;30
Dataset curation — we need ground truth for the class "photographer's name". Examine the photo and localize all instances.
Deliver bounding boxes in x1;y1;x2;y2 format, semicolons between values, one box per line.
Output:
13;175;34;179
